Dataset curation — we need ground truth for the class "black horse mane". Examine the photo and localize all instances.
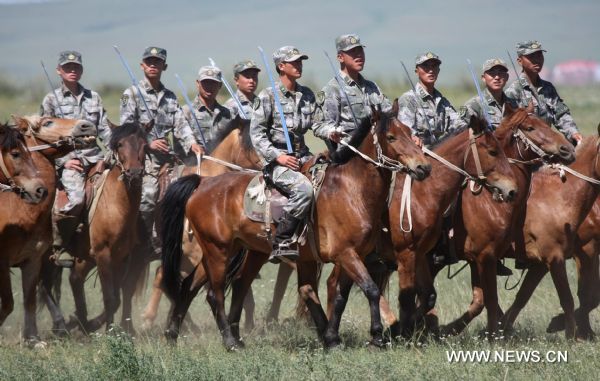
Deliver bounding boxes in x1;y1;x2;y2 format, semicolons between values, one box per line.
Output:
0;123;25;151
330;111;388;164
109;122;146;150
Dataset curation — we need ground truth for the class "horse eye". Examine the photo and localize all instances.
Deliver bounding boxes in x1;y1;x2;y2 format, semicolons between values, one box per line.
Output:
489;150;498;157
10;150;21;159
386;134;396;142
117;142;123;148
43;120;53;127
526;126;535;132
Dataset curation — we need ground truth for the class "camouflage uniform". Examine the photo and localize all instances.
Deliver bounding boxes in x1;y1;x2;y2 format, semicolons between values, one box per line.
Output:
224;60;261;120
505;41;580;141
120;47;198;249
250;46;319;222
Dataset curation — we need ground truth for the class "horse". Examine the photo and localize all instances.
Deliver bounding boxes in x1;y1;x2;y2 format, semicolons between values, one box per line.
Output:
500;126;600;339
161;105;432;349
435;104;575;338
0;115;95;345
326;113;519;340
546;195;600;340
139;123;263;332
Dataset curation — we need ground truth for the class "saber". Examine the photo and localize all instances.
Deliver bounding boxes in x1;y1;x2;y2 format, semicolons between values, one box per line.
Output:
400;60;435;133
208;57;248;120
112;45;160;138
466;58;493;130
40;61;65;118
323;50;361;132
174;73;207;147
257;46;293;154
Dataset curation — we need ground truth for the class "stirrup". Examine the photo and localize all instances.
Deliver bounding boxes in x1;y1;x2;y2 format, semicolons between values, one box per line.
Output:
268;243;299;264
51;250;74;268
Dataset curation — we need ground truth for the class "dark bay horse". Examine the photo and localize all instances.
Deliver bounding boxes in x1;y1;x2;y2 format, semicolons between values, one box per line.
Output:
0;115;95;345
500;127;600;339
139;125;262;331
547;194;600;340
436;104;575;338
331;115;519;339
161;109;431;349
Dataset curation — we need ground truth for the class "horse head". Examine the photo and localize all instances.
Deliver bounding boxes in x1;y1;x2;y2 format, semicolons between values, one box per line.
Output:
0;123;47;203
11;115;97;158
108;120;149;186
375;99;431;180
466;115;518;202
501;102;575;164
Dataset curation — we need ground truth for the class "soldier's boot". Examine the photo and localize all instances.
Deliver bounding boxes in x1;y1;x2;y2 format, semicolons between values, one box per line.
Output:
268;212;301;264
140;210;161;260
51;212;79;268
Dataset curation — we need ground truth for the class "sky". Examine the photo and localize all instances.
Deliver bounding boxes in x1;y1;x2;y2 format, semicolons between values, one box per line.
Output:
0;0;599;89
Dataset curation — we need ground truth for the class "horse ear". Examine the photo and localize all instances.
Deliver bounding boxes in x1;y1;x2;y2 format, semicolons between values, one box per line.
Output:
107;119;118;129
525;100;534;114
142;119;155;133
392;98;400;116
469;114;484;135
10;115;27;131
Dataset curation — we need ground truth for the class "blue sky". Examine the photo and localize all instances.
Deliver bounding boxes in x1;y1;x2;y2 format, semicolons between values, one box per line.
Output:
1;0;599;88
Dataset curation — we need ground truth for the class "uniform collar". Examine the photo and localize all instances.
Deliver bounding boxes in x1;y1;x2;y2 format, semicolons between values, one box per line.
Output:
140;78;164;93
415;82;440;101
340;71;364;87
60;82;85;97
236;89;253;103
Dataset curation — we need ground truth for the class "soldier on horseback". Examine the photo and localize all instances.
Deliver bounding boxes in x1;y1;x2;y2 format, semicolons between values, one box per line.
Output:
225;60;261;121
40;50;112;268
250;45;320;263
120;46;203;259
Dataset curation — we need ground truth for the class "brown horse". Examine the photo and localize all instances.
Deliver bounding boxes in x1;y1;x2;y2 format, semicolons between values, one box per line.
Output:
139;125;262;331
161;108;431;349
546;195;600;339
328;115;519;339
0;115;95;345
437;105;575;338
500;127;600;339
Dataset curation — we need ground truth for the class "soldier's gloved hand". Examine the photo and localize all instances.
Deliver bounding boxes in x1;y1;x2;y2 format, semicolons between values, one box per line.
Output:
64;158;84;173
191;143;205;156
150;138;170;154
276;154;300;171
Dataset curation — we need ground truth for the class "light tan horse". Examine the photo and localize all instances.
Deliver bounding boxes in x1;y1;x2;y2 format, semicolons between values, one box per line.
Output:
0;115;95;345
500;126;600;339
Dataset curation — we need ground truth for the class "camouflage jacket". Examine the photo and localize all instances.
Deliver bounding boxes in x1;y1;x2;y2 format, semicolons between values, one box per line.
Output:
120;78;197;158
40;83;111;168
397;82;459;147
182;97;234;152
224;89;255;121
312;72;392;140
456;89;518;131
505;74;579;140
250;81;320;165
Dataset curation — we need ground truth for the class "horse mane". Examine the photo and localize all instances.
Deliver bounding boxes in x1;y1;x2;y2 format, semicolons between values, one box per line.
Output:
575;133;597;156
495;108;529;142
330;113;379;164
109;122;146;150
0;123;25;150
239;122;254;154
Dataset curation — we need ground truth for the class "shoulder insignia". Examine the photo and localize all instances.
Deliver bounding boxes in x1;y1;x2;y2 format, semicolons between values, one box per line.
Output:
459;106;468;119
120;94;129;108
316;91;325;106
253;96;261;110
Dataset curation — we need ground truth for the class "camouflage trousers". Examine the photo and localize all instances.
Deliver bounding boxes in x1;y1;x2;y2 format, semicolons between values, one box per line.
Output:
271;165;314;220
56;166;91;214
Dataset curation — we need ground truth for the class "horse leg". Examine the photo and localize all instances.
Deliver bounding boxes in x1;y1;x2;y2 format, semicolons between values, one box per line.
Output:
481;253;500;338
549;258;576;339
0;262;14;326
164;275;201;343
119;254;147;336
322;268;354;348
20;258;43;344
397;251;418;338
68;258;96;333
141;265;163;330
39;254;67;336
414;250;438;336
297;260;328;339
325;264;341;320
500;263;548;332
92;252;121;332
266;262;295;323
442;262;484;336
229;251;266;344
242;285;255;332
574;240;598;340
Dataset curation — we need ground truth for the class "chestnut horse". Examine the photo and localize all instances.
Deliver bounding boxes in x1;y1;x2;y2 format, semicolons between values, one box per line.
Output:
0;115;95;345
161;109;431;349
436;105;575;338
139;124;263;331
500;127;600;339
328;115;519;339
547;195;600;339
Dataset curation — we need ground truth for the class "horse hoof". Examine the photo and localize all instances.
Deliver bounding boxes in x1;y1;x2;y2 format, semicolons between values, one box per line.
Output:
25;337;47;350
368;337;390;349
164;329;179;344
546;314;565;333
324;337;343;350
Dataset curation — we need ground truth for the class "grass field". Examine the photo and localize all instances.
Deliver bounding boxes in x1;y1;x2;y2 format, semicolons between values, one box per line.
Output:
0;79;599;380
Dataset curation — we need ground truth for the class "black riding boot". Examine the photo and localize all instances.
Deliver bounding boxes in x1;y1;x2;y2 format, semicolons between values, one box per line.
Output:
269;212;301;264
432;215;458;266
496;259;513;277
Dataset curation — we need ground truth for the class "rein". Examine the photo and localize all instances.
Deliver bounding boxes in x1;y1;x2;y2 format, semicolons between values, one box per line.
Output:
195;153;260;175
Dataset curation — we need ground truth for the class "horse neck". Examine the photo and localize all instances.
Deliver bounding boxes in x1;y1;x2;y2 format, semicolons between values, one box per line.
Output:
200;130;259;176
496;124;535;195
564;137;600;215
98;167;142;221
430;130;475;191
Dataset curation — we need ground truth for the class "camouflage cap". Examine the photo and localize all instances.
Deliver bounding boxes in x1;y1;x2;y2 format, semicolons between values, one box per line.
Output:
415;52;441;66
58;50;82;66
335;33;366;52
197;66;222;82
142;46;167;61
516;40;546;56
233;60;261;75
482;58;509;73
272;46;308;66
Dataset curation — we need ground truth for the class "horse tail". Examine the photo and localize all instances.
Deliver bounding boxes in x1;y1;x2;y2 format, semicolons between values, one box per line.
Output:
37;250;63;312
224;248;248;292
161;174;201;300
